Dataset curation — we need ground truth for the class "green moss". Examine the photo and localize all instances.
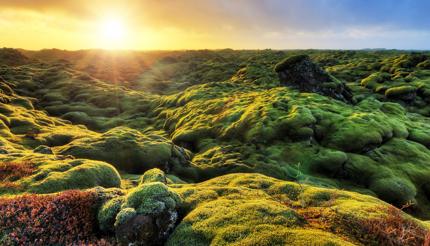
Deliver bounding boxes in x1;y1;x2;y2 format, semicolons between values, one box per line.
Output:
98;196;125;232
61;111;99;128
361;72;391;89
417;60;430;69
114;207;137;228
408;129;430;147
57;127;190;174
41;125;92;147
140;168;167;184
167;199;323;246
369;177;417;206
322;110;394;152
0;104;14;115
385;85;417;98
29;160;121;193
9;117;40;134
167;173;411;245
3;50;430;241
122;182;181;215
10;97;34;110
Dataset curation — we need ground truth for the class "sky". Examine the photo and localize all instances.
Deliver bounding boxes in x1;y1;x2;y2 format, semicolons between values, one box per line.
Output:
0;0;429;50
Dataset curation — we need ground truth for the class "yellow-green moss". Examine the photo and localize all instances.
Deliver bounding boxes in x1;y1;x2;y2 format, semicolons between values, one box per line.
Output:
29;160;121;193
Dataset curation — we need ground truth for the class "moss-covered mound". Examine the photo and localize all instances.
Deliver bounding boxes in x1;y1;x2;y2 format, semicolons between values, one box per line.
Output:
166;173;429;246
28;159;121;193
0;157;121;195
156;70;430;217
140;168;168;184
98;169;182;245
1;49;430;244
56;126;192;174
0;62;156;131
0;48;31;66
2;172;429;245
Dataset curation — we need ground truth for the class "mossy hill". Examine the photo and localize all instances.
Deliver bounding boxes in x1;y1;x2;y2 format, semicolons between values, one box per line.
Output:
1;48;430;245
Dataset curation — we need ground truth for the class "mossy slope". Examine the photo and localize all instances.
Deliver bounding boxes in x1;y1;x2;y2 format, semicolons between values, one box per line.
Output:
1;49;430;244
166;173;429;245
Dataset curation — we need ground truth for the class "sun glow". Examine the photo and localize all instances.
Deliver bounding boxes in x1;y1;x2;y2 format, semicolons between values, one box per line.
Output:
98;17;128;49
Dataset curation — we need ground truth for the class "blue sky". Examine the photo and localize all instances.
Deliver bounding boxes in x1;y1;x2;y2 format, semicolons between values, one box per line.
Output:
214;0;430;49
260;0;430;30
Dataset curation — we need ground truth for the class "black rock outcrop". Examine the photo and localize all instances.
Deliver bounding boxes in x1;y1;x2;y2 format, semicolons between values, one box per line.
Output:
275;55;354;103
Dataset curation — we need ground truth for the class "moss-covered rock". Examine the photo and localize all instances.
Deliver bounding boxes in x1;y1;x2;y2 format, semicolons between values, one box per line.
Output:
361;72;391;89
167;173;429;245
29;160;121;193
385;85;417;101
115;207;137;228
112;182;182;245
122;182;181;215
98;196;125;233
369;177;417;206
417;59;430;69
2;50;430;244
57;127;192;174
140;168;168;184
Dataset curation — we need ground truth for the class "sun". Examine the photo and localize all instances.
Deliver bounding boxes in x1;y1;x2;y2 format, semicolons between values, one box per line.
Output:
98;17;128;49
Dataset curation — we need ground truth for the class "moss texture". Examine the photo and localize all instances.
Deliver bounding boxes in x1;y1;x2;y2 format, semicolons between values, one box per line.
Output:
56;127;192;174
2;49;430;244
29;160;121;194
166;173;429;245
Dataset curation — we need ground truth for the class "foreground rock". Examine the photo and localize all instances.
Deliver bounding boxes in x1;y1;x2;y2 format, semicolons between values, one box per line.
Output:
275;55;354;103
98;169;181;245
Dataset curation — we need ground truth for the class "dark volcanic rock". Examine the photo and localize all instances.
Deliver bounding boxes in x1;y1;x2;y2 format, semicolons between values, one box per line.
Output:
115;211;178;246
109;180;181;246
275;55;354;103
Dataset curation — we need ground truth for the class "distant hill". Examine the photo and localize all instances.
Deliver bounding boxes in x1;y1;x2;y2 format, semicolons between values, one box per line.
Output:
0;48;31;66
20;49;177;87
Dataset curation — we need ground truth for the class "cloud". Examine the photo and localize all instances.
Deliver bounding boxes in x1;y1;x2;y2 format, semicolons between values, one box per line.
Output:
1;0;430;32
1;0;429;49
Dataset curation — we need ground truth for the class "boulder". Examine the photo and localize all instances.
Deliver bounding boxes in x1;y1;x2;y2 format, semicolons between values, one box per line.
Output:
57;127;192;174
97;177;182;245
275;55;353;103
115;210;178;246
385;85;417;102
140;168;168;185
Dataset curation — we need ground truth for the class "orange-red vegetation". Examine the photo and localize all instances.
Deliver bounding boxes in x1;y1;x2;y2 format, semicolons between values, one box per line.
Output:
0;190;112;245
0;161;35;181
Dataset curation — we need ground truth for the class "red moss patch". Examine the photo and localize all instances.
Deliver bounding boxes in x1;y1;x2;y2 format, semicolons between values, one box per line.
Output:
360;205;429;246
0;190;112;245
0;161;35;181
339;205;430;246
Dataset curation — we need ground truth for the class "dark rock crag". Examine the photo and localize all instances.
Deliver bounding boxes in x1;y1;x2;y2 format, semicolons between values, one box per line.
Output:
275;55;354;103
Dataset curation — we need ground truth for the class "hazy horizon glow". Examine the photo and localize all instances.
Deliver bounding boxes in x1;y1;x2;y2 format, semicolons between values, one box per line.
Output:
1;0;429;50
